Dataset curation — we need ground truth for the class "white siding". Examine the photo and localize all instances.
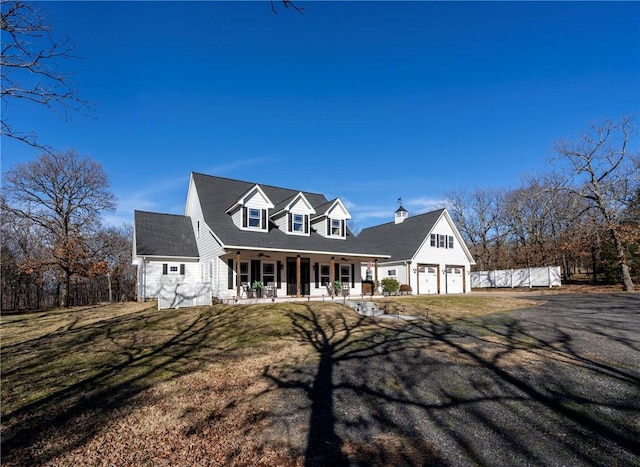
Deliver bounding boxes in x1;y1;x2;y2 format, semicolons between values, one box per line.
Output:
273;211;288;233
186;180;226;298
312;217;328;236
140;259;200;299
410;213;472;293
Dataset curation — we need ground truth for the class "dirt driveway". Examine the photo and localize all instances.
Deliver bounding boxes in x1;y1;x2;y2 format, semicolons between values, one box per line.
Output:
262;293;640;466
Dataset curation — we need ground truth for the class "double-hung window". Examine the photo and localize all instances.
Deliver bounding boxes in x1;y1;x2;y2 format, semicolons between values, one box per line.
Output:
248;208;261;228
320;265;331;285
431;233;455;249
331;219;341;236
293;214;304;232
340;265;350;285
263;263;275;285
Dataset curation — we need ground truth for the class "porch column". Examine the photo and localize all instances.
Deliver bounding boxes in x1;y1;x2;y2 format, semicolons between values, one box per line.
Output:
330;257;335;294
296;255;301;297
236;251;241;297
374;259;379;295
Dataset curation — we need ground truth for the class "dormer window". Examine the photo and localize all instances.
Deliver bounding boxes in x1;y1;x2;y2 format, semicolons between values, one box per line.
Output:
288;213;309;234
248;208;261;228
242;207;267;231
327;218;345;237
331;219;341;235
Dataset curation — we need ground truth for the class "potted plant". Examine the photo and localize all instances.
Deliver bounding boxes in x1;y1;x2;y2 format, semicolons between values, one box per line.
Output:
252;280;264;298
333;280;342;297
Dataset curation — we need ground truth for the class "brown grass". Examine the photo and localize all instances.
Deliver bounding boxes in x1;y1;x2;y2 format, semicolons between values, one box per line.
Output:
0;296;541;466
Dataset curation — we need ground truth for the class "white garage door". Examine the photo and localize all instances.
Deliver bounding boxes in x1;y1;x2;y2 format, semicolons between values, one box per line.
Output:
445;267;464;294
418;266;438;294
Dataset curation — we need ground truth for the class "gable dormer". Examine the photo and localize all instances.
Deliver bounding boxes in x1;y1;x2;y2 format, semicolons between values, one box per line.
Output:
271;192;316;236
226;184;274;232
311;198;351;239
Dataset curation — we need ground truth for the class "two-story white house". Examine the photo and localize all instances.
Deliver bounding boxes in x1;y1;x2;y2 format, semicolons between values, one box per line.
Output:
133;173;390;303
132;173;475;306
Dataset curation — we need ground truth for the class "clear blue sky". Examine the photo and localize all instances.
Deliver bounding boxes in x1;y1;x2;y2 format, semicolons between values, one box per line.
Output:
3;1;639;230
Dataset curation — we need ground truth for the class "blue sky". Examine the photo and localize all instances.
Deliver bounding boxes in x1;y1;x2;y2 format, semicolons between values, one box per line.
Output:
2;1;639;230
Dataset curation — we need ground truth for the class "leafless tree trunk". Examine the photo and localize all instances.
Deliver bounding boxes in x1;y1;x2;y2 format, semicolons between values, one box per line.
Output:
553;115;638;291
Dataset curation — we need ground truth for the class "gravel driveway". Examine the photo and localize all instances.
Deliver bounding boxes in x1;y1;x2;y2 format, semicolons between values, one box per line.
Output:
264;293;640;466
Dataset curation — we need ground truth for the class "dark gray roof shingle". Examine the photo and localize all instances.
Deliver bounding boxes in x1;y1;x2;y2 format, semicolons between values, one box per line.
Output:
192;173;387;257
134;210;199;258
357;209;445;262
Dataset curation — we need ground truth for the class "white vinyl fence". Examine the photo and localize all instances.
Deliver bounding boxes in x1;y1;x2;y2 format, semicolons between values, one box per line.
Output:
471;266;561;289
158;282;212;309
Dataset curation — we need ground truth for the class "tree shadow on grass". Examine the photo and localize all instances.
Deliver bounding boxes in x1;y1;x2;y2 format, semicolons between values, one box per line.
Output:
261;300;640;466
0;303;271;465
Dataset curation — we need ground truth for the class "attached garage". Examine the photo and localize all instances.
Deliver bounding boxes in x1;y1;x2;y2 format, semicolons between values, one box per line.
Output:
358;207;476;295
417;265;439;294
445;266;465;294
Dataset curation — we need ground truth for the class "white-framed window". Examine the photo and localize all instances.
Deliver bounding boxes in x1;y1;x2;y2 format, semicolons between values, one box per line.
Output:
320;265;331;285
388;269;396;276
263;262;275;285
293;214;304;232
248;208;261;228
431;233;455;249
163;263;185;275
240;261;249;284
340;265;350;285
331;219;341;235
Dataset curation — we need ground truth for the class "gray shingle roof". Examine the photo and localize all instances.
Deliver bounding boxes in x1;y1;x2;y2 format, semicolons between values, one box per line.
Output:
192;173;387;257
134;210;199;258
357;209;445;262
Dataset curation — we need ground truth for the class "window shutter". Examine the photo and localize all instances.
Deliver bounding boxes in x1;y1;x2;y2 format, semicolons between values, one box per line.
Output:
242;207;248;228
327;218;330;235
449;236;454;248
341;220;345;237
227;259;233;289
314;262;319;288
334;263;339;282
162;263;168;275
351;264;355;288
288;213;293;232
180;264;185;275
251;260;261;282
262;209;267;229
276;261;282;287
305;215;309;234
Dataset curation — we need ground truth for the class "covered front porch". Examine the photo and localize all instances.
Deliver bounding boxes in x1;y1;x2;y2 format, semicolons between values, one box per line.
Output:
221;249;382;302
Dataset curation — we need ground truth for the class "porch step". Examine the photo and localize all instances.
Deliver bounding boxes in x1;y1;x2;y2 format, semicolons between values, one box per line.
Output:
344;300;384;317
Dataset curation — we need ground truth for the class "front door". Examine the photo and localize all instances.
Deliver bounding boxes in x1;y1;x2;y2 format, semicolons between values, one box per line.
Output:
286;257;310;296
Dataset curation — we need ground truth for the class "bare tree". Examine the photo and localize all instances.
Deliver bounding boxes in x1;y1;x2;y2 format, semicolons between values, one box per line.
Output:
552;115;639;291
446;188;507;270
2;151;116;307
1;1;87;152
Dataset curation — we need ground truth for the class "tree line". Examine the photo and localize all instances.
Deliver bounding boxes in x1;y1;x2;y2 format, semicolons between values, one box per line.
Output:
1;151;137;310
445;116;639;291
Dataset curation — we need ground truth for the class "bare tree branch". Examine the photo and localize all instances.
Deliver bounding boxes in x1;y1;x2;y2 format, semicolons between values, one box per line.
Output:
1;1;89;152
